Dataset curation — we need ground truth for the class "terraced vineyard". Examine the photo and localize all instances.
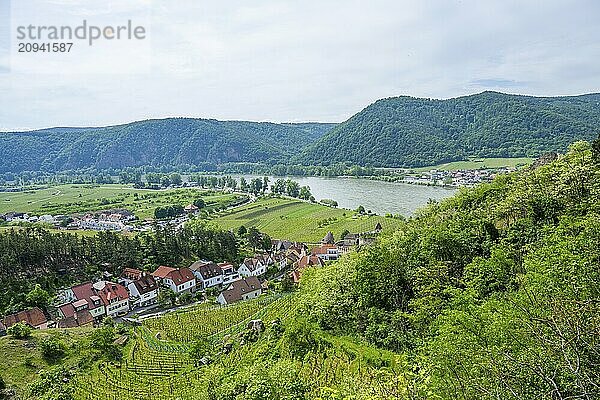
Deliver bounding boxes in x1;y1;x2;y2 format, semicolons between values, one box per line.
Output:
73;293;408;400
143;294;292;342
211;197;403;243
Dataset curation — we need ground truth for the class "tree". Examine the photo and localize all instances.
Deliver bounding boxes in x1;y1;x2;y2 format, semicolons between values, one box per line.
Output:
356;205;366;214
240;177;248;192
189;336;212;361
250;178;263;195
237;225;247;236
262;176;270;193
26;284;49;308
247;226;262;251
299;186;312;200
285;179;300;198
193;198;206;209
40;336;66;361
593;135;600;164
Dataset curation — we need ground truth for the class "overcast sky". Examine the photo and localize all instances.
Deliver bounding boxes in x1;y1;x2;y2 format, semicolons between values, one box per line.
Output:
1;0;599;130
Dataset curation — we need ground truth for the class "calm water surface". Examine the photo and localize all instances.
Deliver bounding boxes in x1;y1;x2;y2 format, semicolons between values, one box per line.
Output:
233;175;456;216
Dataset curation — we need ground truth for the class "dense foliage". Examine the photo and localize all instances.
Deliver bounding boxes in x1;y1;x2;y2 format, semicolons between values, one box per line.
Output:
0;220;238;315
299;139;600;398
0;119;335;173
297;91;600;167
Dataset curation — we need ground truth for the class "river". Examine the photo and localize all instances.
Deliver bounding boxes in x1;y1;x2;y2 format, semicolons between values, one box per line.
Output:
231;175;457;216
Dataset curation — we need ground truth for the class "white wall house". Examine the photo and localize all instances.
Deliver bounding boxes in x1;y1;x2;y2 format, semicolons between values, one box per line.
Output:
238;258;266;277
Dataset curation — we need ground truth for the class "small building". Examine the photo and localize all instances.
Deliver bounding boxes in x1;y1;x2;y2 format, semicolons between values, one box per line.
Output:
238;257;267;277
3;307;49;330
217;276;262;305
94;281;130;317
184;204;199;214
189;260;223;289
219;262;241;285
311;244;339;261
153;266;196;294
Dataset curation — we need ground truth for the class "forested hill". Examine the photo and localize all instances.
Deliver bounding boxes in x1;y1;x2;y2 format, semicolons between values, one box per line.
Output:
0;119;336;173
296;91;600;167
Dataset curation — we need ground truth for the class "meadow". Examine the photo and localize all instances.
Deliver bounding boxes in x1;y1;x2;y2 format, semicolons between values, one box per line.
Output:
0;184;242;220
210;196;403;243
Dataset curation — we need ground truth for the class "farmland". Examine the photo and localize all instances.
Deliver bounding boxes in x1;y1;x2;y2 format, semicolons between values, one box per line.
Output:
0;184;242;219
69;293;404;400
210;196;403;243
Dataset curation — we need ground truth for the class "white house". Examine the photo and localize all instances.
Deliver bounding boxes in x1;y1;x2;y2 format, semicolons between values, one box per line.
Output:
217;276;262;305
238;257;266;277
189;260;223;290
311;244;339;261
219;262;241;285
119;268;159;308
94;281;130;317
152;266;196;294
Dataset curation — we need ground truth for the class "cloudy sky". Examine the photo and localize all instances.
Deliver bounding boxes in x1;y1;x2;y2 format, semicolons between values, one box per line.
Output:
1;0;599;130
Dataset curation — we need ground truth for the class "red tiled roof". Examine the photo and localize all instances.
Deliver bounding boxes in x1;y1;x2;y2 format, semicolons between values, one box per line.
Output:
121;267;143;280
311;244;337;255
57;310;93;328
3;307;47;328
71;282;103;310
166;267;195;285
95;281;129;305
152;266;176;279
59;303;76;319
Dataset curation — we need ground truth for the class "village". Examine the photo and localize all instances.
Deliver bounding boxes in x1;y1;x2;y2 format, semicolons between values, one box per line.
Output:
0;224;382;336
402;167;516;187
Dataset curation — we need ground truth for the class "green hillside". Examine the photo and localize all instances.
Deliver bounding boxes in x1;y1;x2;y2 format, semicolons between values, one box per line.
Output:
0;119;336;173
297;91;600;167
2;137;599;399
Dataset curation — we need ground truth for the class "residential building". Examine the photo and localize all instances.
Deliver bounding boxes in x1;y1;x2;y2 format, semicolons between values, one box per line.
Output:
238;257;267;277
3;307;48;329
119;268;159;308
94;281;130;317
152;266;196;294
218;262;241;285
311;244;339;261
217;276;262;305
189;260;223;289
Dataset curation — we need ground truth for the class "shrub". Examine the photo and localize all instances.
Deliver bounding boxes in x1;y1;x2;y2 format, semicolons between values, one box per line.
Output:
7;322;32;339
40;337;66;361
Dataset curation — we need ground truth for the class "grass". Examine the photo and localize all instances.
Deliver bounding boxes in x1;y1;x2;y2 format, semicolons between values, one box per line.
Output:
413;157;534;172
0;184;241;219
0;327;93;397
210;196;403;243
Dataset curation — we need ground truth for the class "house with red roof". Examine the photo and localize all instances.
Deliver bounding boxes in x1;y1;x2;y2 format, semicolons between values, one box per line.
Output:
311;244;339;261
59;282;106;320
94;281;130;317
291;255;325;283
3;307;49;330
152;266;196;294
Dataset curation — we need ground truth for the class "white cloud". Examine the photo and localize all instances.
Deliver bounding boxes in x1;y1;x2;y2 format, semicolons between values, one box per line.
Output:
1;0;600;130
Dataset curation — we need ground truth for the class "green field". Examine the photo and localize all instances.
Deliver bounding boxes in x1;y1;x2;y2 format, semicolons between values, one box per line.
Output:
210;196;403;243
0;184;241;220
412;157;533;172
0;327;93;398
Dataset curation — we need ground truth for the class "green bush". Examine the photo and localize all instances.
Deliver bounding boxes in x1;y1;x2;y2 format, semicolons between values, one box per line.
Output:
39;336;66;361
7;322;32;339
